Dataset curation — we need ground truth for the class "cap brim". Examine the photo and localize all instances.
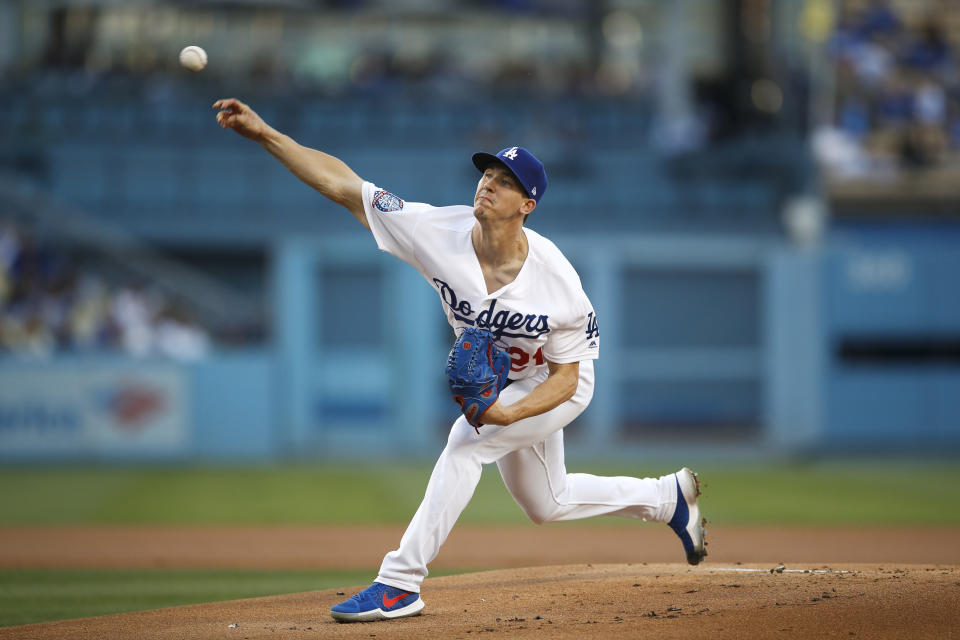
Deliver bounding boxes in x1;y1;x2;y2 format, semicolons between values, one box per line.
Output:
471;152;501;173
471;152;532;198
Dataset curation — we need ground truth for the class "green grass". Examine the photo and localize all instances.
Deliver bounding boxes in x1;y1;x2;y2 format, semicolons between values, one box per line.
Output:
689;462;960;525
1;461;958;628
0;465;526;526
0;461;958;526
0;568;468;628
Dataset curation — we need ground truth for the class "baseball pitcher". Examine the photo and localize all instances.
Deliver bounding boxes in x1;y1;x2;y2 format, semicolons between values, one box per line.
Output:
213;98;707;623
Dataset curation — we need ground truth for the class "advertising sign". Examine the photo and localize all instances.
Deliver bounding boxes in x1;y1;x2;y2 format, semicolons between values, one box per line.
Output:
0;363;188;457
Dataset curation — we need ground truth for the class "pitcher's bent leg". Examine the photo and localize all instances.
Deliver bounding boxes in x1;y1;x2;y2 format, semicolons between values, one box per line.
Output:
377;362;598;592
496;432;677;525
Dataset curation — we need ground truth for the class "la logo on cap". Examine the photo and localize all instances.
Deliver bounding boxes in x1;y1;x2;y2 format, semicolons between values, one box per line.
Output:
502;147;519;160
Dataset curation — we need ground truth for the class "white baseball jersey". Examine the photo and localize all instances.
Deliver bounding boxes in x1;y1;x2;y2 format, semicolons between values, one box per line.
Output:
361;181;600;380
360;181;679;596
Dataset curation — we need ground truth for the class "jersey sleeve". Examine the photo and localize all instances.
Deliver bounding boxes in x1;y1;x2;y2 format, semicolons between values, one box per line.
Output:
362;181;431;272
542;290;601;364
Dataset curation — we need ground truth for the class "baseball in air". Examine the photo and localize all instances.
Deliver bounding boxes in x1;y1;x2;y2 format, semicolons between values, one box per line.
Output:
179;45;207;72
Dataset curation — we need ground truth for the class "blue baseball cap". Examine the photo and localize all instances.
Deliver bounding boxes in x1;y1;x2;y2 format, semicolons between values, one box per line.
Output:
472;146;548;203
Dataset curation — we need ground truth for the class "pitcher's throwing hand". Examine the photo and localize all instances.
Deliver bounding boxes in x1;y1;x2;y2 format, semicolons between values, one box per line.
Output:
213;99;268;141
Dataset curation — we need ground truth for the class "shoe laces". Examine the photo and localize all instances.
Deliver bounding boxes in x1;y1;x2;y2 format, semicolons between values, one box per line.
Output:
352;582;389;601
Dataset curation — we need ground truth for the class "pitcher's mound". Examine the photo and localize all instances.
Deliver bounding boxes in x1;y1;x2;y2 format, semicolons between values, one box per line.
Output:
4;563;958;639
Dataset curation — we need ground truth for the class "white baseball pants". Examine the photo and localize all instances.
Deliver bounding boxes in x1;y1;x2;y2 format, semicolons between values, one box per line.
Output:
376;360;679;593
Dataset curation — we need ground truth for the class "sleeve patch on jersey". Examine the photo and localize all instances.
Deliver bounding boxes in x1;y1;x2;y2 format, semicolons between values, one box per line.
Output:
372;190;405;213
585;312;599;340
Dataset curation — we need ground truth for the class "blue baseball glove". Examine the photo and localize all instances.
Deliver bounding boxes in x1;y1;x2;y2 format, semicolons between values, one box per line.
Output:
445;327;511;432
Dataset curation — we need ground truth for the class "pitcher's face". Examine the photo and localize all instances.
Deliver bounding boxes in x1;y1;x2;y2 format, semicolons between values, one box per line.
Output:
473;163;535;223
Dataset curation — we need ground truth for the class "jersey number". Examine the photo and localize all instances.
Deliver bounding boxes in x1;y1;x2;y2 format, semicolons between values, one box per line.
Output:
509;346;545;372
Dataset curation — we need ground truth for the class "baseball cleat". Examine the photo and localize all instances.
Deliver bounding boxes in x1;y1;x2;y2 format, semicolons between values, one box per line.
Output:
330;582;425;622
668;467;707;565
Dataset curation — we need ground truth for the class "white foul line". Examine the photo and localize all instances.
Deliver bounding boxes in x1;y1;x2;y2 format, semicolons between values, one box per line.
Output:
711;567;858;575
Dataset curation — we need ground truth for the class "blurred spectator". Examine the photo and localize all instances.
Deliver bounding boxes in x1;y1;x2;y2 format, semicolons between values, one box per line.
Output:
903;20;952;73
857;0;901;39
111;282;162;358
68;274;117;350
154;305;211;362
819;0;960;178
0;218;211;361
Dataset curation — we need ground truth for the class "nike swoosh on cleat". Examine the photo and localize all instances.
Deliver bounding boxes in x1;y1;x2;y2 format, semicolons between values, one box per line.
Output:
382;591;410;608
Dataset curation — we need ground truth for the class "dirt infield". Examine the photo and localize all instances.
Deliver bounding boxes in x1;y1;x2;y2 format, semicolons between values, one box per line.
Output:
2;525;959;639
3;524;960;568
4;563;959;639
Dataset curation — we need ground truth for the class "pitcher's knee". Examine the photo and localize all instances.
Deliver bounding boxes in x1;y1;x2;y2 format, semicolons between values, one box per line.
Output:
520;502;562;525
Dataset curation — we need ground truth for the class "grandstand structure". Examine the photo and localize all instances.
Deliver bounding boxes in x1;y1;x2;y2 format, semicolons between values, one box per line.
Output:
2;0;959;460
